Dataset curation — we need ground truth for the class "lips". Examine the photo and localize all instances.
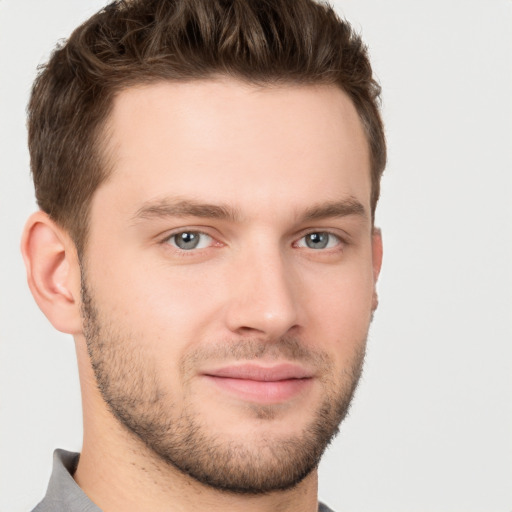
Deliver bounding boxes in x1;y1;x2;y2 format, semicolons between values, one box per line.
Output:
201;363;314;403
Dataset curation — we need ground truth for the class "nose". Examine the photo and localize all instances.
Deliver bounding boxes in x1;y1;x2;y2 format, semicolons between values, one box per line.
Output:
224;247;300;339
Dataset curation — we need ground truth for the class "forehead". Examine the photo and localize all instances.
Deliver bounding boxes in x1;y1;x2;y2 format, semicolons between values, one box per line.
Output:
98;78;371;219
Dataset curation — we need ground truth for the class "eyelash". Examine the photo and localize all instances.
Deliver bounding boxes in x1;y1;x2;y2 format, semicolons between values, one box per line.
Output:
161;229;345;254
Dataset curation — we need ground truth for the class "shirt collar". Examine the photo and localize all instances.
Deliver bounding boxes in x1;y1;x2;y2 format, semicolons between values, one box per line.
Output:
33;449;101;512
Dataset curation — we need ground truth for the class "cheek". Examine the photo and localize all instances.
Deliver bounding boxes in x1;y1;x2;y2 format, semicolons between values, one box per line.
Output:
306;252;374;307
88;249;225;348
301;259;375;344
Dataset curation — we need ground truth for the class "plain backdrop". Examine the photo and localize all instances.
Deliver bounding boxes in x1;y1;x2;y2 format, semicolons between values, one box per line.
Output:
1;1;511;511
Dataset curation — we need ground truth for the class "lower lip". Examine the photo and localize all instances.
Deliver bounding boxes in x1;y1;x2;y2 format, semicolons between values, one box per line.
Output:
203;376;312;403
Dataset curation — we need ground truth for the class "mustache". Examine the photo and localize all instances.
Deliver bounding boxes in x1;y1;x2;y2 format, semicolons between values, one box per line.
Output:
180;336;333;373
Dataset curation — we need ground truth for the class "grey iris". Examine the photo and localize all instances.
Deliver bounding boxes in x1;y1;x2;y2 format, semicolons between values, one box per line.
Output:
305;232;329;249
175;232;200;250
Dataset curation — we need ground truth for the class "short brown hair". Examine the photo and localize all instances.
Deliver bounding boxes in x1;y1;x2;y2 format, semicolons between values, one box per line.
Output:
28;0;386;254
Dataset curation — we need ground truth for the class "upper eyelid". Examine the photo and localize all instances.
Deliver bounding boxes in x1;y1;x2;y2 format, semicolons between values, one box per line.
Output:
294;228;348;243
166;231;211;240
160;226;218;242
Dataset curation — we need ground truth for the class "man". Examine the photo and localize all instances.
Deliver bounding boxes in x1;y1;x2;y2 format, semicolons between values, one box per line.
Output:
21;0;385;510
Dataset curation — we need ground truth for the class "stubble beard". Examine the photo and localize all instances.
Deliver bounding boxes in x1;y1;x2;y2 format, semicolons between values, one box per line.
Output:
80;274;367;495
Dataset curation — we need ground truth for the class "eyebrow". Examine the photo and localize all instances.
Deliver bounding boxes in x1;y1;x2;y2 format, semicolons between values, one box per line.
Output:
132;198;241;223
299;198;368;223
132;196;367;224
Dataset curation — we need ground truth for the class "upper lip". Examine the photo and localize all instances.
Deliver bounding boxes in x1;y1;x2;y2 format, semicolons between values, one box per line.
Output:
202;363;314;381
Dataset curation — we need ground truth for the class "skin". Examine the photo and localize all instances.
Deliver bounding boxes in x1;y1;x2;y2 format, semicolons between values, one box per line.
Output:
22;79;382;512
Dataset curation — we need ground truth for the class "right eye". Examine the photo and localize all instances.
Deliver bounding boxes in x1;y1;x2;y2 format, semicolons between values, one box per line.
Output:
165;231;213;251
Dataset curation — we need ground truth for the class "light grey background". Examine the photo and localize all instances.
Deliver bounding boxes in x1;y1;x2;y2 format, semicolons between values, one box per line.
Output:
1;1;511;511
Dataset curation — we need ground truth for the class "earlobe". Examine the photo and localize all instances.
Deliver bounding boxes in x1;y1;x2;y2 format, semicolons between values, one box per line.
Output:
21;211;83;335
371;227;383;311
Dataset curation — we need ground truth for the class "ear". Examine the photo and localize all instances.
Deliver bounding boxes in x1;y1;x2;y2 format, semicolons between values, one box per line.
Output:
21;211;83;335
371;227;383;311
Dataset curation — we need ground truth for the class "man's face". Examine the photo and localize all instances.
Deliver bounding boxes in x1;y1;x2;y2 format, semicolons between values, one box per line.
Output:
80;79;381;493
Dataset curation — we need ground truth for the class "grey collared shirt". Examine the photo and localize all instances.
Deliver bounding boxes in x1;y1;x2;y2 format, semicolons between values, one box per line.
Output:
32;449;336;512
32;450;101;512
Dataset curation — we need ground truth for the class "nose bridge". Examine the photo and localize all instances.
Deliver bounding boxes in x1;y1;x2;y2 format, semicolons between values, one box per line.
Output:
225;240;299;338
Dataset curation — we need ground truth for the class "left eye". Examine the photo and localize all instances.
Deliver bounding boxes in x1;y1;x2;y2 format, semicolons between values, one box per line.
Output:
166;231;213;250
296;232;341;250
